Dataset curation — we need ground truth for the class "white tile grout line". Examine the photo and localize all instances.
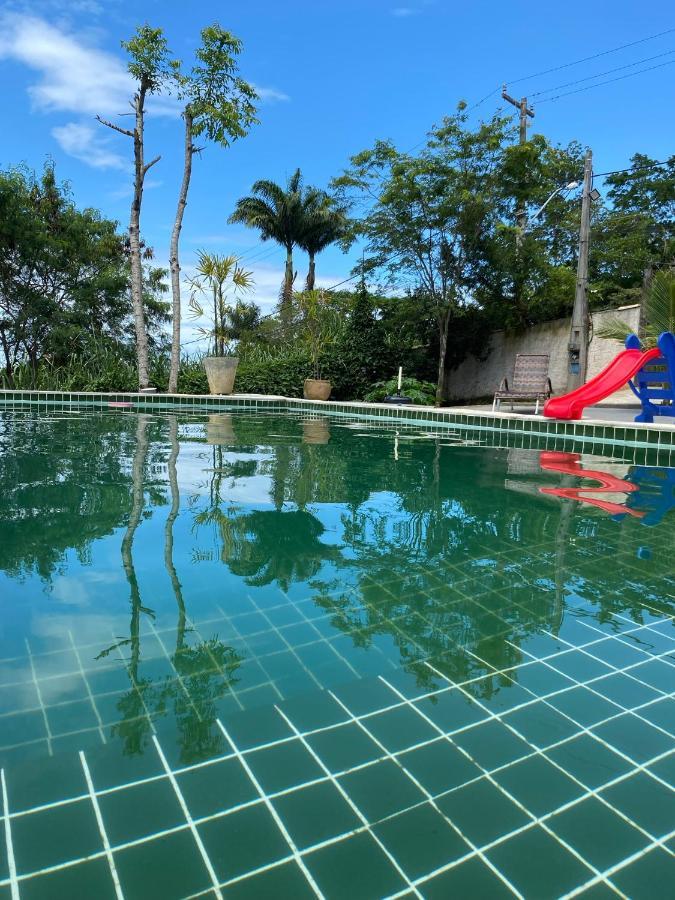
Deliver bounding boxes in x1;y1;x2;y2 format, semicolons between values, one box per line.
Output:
273;706;427;900
151;736;224;900
215;718;325;899
1;769;19;900
69;632;107;745
24;638;53;756
79;751;124;900
147;621;203;722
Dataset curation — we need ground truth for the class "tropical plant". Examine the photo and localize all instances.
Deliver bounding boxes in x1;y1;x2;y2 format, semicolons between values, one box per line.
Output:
296;290;340;380
167;25;258;392
298;189;349;290
363;376;436;405
597;270;675;348
187;252;255;356
228;169;305;318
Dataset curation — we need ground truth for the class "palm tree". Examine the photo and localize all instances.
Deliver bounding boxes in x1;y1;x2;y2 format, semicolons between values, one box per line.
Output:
598;269;675;347
298;191;348;290
229;169;305;318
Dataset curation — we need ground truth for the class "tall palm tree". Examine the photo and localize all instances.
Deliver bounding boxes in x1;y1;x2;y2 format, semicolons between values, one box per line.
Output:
298;191;348;290
229;169;305;318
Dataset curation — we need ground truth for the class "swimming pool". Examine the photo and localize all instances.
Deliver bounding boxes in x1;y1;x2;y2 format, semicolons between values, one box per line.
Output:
0;407;673;898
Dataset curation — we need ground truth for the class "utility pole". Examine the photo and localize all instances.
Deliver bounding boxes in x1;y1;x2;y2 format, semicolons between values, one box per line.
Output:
567;149;593;392
502;85;535;243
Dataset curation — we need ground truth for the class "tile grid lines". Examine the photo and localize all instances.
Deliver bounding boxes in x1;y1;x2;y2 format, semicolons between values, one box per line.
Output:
151;735;225;900
24;638;53;757
215;719;325;899
0;696;672;894
581;617;675;662
69;631;107;745
214;603;286;704
366;678;615;896
183;614;246;712
147;620;205;722
1;608;673;776
317;694;525;899
112;630;158;737
273;706;428;900
79;751;123;900
1;769;19;900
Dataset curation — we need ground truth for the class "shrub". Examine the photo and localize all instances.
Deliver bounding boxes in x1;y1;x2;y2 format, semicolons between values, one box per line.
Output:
363;376;436;406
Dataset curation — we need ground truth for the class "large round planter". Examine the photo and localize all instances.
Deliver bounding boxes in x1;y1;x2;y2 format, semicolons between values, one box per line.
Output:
206;414;236;446
204;357;239;395
302;419;330;445
303;378;331;401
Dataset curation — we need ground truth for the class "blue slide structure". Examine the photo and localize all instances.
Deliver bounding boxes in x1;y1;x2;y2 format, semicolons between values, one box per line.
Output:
626;331;675;423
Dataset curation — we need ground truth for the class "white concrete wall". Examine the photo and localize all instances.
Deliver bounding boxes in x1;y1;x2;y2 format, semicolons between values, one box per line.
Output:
445;305;640;404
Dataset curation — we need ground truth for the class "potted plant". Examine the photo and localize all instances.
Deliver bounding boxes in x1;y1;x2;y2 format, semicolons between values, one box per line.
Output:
188;251;254;395
298;289;334;400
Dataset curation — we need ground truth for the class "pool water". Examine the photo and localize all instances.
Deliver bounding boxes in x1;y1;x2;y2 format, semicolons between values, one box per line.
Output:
0;408;673;899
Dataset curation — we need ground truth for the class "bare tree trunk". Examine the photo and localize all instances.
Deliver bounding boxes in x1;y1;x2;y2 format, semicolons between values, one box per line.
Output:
130;85;154;390
168;111;194;393
164;416;185;641
305;253;316;291
435;313;450;406
280;246;294;323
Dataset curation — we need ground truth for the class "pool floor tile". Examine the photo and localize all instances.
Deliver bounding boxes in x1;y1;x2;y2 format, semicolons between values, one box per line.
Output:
486;825;594;899
337;759;426;822
373;802;470;880
503;701;581;747
176;757;259;820
5;751;87;812
611;846;675;899
198;804;289;882
420;855;515;899
436;776;530;847
362;704;439;753
11;798;102;875
271;780;360;850
221;705;292;750
547;685;623;727
245;738;324;794
493;754;584;816
18;858;117;900
304;830;408;900
592;713;674;763
548;796;649;870
451;719;532;770
600;772;675;838
113;830;212;900
222;860;317;899
397;738;482;796
546;734;632;789
413;688;488;733
98;778;185;845
305;722;381;773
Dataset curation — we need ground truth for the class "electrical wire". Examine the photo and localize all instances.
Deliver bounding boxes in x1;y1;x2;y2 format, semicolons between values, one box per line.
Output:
594;159;674;178
530;48;675;99
536;57;675;103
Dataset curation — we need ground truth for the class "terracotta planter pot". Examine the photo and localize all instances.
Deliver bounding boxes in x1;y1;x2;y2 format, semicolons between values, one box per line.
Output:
203;357;239;395
303;378;331;401
302;419;330;444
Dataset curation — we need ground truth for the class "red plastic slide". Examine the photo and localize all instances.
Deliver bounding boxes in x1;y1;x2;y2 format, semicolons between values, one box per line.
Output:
538;451;644;518
543;347;662;420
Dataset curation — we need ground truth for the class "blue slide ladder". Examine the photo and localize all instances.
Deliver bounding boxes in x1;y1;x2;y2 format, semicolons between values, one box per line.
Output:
625;332;675;423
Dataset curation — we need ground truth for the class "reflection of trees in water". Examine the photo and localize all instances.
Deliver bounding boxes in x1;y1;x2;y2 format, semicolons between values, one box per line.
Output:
103;414;243;762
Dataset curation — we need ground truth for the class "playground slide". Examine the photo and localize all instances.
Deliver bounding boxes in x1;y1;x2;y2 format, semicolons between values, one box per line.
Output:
543;347;662;420
538;451;644;518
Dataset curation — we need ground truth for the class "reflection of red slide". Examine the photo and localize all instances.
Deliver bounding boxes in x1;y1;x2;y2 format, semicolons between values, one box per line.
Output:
543;347;662;420
539;452;644;517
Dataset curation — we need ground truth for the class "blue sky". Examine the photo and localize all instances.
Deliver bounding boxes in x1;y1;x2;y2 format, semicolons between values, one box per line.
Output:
1;0;674;338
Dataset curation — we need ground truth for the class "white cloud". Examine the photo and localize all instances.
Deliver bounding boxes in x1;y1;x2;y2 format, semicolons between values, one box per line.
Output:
251;83;290;103
52;121;127;170
0;12;178;118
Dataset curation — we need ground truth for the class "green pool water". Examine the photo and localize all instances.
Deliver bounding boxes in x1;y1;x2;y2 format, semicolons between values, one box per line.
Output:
0;408;673;899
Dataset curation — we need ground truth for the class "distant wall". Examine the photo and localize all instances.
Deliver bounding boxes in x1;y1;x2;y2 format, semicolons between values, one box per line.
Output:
445;305;640;404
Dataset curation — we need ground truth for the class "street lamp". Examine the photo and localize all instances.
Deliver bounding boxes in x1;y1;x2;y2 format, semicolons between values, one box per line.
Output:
524;181;579;230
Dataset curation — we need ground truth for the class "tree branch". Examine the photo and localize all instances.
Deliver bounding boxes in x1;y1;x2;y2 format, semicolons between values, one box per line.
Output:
96;115;134;138
143;155;161;175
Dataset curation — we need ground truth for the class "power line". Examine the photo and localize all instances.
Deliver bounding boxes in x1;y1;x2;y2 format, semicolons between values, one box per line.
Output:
508;25;675;87
536;57;675;103
594;159;674;178
530;47;675;99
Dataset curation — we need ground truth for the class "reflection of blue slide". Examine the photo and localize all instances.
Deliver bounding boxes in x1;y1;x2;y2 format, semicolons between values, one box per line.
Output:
613;467;675;526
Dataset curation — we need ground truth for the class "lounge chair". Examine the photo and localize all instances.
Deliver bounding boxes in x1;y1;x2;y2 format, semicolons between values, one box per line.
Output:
493;354;552;414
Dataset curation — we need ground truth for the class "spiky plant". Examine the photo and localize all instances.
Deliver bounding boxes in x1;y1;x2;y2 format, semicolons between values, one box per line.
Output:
187;251;254;356
597;270;675;348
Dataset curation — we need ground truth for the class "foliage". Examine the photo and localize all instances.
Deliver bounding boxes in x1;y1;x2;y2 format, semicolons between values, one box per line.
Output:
121;25;176;92
0;164;133;385
297;190;350;290
363;376;436;405
295;289;340;380
187;251;255;356
597;270;675;347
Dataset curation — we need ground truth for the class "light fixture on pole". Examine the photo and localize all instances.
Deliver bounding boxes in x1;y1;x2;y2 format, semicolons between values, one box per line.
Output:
523;181;579;232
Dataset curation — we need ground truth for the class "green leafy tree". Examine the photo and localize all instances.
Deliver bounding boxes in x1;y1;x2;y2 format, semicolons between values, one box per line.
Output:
229;169;305;319
97;25;176;389
168;25;258;392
